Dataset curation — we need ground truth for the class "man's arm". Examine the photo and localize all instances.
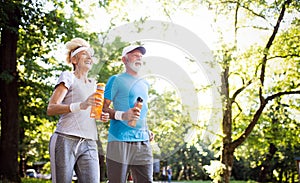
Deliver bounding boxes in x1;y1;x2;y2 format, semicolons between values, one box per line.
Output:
102;98;140;121
102;98;116;120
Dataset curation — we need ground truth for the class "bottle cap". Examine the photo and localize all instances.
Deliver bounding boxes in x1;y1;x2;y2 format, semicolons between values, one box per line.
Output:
97;83;105;90
137;97;143;102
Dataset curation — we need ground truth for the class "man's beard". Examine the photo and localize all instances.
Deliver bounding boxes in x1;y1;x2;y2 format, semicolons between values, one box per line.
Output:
128;59;143;73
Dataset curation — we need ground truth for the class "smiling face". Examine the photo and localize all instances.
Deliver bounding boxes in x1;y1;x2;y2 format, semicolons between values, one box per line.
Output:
71;48;95;72
77;50;94;70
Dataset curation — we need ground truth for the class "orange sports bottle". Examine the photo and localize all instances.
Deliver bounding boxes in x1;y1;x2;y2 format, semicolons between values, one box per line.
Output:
90;83;105;121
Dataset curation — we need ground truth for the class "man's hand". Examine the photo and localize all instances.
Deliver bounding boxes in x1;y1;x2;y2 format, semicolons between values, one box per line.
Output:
149;130;155;142
122;107;141;121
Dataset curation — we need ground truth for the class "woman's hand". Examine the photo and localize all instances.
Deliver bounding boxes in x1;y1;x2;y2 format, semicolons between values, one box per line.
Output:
80;92;102;110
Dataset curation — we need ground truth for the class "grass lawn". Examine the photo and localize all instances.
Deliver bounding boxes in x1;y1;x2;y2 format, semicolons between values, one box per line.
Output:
22;178;258;183
22;178;51;183
170;181;257;183
159;181;256;183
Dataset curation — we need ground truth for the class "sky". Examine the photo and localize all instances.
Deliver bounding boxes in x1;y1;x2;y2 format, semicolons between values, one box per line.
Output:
90;1;218;49
82;0;269;50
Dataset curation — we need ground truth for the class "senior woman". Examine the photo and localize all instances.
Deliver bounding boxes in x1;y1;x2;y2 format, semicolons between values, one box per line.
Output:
47;38;108;183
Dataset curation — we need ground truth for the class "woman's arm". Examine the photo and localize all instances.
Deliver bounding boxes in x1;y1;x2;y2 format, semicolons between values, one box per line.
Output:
47;83;70;116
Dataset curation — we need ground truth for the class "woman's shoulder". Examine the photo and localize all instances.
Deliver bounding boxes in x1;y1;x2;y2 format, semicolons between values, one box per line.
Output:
60;71;74;78
59;71;76;81
55;71;75;89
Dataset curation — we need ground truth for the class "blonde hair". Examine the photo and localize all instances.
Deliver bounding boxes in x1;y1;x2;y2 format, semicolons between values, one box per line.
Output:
65;38;90;64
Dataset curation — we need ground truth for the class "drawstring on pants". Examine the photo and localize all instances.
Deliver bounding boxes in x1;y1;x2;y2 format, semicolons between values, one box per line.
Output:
75;138;85;154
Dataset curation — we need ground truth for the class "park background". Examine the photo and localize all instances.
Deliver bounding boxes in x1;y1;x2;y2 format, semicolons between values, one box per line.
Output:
0;0;300;183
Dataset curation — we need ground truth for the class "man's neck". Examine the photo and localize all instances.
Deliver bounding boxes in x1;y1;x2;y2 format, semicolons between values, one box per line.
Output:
126;70;138;77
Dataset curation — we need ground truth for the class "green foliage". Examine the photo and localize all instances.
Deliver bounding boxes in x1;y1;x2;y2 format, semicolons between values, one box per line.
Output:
203;160;225;183
168;142;215;180
235;98;300;181
147;87;192;159
89;36;127;83
230;17;300;181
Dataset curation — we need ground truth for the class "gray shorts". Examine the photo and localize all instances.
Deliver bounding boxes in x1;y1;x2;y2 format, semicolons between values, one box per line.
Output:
106;141;153;183
49;133;99;183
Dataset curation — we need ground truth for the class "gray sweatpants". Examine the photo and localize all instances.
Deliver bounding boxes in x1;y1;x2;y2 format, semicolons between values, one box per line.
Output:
106;141;153;183
49;133;100;183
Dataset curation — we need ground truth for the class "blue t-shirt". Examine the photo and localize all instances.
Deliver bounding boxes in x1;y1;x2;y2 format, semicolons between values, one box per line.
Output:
104;72;150;142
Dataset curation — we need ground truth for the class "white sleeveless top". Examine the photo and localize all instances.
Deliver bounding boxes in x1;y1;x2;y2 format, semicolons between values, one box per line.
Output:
54;71;98;140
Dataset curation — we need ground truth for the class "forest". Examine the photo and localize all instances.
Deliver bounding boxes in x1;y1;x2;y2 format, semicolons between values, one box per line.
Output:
0;0;300;183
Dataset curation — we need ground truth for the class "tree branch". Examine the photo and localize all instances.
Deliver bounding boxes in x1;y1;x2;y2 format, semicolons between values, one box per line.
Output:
230;0;293;150
232;90;300;149
231;79;252;102
265;90;300;102
259;0;291;107
232;100;242;122
268;54;300;60
260;0;291;87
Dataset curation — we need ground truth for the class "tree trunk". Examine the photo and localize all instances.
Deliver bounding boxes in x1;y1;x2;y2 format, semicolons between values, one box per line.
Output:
220;52;234;183
221;103;234;183
258;143;278;182
221;144;234;183
99;154;106;181
97;139;106;181
0;2;21;182
19;127;26;178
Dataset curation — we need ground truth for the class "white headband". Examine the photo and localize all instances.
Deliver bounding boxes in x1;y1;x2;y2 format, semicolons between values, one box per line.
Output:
71;47;89;58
